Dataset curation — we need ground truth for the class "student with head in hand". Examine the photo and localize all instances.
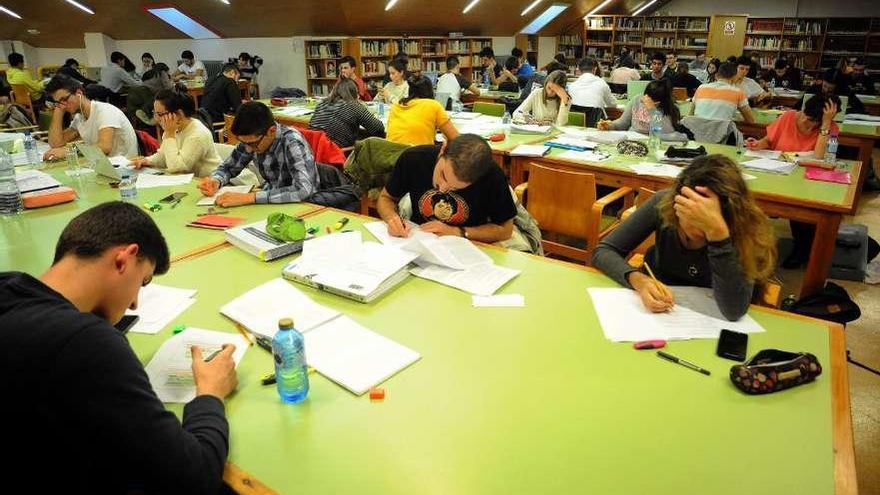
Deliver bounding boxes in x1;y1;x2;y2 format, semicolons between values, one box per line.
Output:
598;80;682;135
198;101;318;207
377;133;517;243
376;58;410;105
592;155;777;320
496;57;521;93
42;74;139;160
385;75;459;146
131;88;221;177
308;78;385;148
512;70;571;126
0;201;238;494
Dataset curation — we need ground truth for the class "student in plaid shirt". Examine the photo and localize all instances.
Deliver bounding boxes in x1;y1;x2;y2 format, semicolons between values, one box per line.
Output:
199;102;319;206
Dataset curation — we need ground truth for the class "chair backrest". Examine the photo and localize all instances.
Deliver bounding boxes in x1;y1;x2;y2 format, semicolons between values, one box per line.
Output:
215;142;235;160
608;82;628;94
525;161;597;239
569;105;606;127
223;113;238;144
9;85;36;122
627;80;650;100
567;111;586;127
473;101;506;117
672;87;688;102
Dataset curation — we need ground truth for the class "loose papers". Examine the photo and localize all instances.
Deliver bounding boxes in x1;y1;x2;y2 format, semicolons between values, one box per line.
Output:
136;173;194;188
196;185;254;206
125;283;197;334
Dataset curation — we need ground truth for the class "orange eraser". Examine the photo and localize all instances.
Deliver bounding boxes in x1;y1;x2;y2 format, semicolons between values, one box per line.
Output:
369;387;385;400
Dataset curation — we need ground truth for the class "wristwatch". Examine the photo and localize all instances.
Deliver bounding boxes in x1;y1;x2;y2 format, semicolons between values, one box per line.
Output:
459;226;468;239
820;127;831;136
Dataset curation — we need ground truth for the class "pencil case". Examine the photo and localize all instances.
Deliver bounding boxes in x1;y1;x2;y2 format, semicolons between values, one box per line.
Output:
729;349;822;395
22;187;76;208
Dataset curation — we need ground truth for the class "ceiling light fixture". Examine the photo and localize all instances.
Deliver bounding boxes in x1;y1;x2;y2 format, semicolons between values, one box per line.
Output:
385;0;398;10
462;0;480;14
218;0;230;4
65;0;95;14
0;5;22;19
631;0;657;15
520;3;569;34
584;0;612;17
520;0;543;16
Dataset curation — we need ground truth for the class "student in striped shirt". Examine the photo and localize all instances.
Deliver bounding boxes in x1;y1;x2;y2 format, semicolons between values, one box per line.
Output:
691;62;755;123
308;78;385;148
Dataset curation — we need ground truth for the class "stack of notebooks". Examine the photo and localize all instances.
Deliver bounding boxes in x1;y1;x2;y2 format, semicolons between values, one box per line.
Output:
740;158;797;175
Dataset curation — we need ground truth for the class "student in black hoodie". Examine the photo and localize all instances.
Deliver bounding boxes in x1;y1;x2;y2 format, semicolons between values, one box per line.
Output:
0;201;238;494
56;58;96;85
200;62;242;122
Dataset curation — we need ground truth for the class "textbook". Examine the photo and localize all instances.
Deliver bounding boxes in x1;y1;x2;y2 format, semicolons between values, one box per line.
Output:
510;123;552;135
225;219;304;261
221;278;421;395
282;232;418;303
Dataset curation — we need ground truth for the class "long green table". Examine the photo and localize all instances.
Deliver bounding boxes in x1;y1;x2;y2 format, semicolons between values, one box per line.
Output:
508;139;862;299
119;208;853;494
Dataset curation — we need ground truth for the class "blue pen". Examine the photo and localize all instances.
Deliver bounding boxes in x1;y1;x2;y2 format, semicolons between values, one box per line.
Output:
546;141;594;152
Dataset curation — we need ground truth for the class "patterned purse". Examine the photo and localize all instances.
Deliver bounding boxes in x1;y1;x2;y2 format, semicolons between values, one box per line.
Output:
616;140;648;157
730;349;822;395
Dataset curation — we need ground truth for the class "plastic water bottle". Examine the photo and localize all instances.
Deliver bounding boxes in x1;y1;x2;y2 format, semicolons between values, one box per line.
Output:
272;317;310;404
648;109;663;152
66;143;80;176
768;78;776;95
502;111;512;140
23;132;38;168
378;101;385;118
483;69;491;88
119;168;137;202
452;99;464;113
825;132;838;166
0;149;23;215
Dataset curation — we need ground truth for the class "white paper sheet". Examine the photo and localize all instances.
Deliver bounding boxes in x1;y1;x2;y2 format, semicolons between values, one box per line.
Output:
126;283;198;334
303;315;421;395
509;144;550;157
14;169;61;193
411;261;520;296
629;162;683;178
587;287;765;342
411;236;492;270
9;141;50;167
558;150;611;162
472;294;525;307
109;156;133;167
135;173;194;188
449;111;482;120
740;158;796;175
145;327;249;403
220;278;340;338
510;123;552;134
276;106;314;117
744;149;782;159
196;185;255;206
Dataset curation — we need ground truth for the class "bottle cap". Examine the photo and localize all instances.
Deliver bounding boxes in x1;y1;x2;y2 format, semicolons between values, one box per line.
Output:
278;317;294;329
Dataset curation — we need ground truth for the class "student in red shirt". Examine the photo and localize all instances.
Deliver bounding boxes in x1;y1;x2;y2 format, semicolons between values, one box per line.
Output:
338;56;373;102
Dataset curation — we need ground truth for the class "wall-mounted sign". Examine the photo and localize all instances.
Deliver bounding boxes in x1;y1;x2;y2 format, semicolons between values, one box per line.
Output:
724;21;736;35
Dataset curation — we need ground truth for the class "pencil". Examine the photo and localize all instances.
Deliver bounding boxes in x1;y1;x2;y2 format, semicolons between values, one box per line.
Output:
234;323;255;346
643;262;674;310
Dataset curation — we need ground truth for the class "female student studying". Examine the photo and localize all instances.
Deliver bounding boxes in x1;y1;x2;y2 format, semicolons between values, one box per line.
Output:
592;155;777;320
131;89;221;177
597;80;685;139
512;70;572;126
308;78;386;148
385;75;459;146
376;58;410;106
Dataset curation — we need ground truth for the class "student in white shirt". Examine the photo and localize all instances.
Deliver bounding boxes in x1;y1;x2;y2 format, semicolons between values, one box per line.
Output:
42;75;139;160
436;55;481;102
568;56;618;110
173;50;206;81
735;55;769;105
132;89;220;177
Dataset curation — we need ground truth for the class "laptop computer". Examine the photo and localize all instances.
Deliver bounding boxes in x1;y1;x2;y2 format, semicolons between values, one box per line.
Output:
78;144;130;180
627;80;650;100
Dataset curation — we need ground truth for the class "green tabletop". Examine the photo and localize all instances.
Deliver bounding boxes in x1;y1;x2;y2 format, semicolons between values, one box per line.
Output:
127;210;834;495
1;164;321;275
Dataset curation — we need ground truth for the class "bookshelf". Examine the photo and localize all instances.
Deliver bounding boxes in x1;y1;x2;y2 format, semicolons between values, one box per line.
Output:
515;34;540;67
305;38;348;97
556;24;584;73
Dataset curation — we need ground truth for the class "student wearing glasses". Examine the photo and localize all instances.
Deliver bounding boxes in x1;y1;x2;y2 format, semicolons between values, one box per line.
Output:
198;101;318;208
131;89;220;177
42;75;138;160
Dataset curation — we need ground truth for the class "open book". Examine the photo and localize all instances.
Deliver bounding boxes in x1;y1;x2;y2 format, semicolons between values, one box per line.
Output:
364;221;520;295
220;278;421;395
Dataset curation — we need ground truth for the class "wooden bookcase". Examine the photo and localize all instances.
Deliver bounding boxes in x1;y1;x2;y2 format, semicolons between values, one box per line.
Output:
515;34;540;67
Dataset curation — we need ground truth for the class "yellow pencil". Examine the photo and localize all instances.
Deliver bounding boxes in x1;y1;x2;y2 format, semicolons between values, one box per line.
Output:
234;323;255;346
643;262;674;310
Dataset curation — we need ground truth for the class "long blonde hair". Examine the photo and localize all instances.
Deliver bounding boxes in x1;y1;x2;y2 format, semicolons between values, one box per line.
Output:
657;154;777;282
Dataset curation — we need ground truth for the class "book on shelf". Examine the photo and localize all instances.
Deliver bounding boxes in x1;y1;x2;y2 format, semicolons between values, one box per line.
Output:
307;42;343;59
558;34;582;45
361;40;390;57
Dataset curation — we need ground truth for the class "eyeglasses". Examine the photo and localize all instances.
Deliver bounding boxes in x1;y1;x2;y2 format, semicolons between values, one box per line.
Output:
155;110;171;118
53;93;73;105
238;133;267;147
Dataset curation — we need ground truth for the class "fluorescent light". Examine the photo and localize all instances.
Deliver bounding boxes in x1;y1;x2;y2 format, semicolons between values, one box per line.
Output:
462;0;480;13
585;0;612;17
0;5;21;19
218;0;230;4
385;0;398;10
631;0;657;15
145;6;221;39
65;0;95;14
521;3;569;34
521;0;543;16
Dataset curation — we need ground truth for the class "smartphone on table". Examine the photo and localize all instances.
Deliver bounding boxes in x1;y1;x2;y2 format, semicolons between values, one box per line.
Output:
717;329;748;361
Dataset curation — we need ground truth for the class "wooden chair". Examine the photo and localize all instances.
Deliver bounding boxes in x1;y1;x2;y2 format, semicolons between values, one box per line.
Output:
9;84;37;124
473;101;506;117
566;111;586;127
220;114;238;144
513;161;634;264
672;87;688;102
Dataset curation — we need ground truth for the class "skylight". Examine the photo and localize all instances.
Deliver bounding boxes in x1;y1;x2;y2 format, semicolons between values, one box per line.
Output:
520;3;569;34
144;5;221;39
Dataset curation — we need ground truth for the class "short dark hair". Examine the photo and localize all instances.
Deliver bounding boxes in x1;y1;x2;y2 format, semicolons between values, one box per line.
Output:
388;58;407;74
479;47;495;59
803;94;841;123
651;52;665;64
544;60;567;73
181;50;194;60
504;56;519;71
338;56;356;68
154;88;195;117
327;77;359;104
511;47;523;58
676;62;689;74
7;52;24;67
222;63;240;75
554;52;567;64
64;58;79;67
578;56;598;73
717;62;738;79
736;55;752;67
446;55;460;70
774;58;789;70
110;51;127;64
231;101;275;136
141;52;154;62
239;52;251;62
401;75;434;104
53;202;170;275
45;74;84;96
820;68;840;84
443;134;495;183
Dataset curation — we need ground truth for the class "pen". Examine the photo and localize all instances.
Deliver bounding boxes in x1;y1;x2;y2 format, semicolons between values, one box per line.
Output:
234;323;254;346
170;198;181;209
657;351;711;376
204;348;223;362
334;217;350;230
643;262;674;311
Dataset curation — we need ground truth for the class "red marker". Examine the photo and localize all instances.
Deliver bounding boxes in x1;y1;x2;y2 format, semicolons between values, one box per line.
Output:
633;340;667;350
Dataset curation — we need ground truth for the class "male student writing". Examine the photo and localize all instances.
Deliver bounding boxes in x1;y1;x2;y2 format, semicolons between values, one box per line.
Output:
0;201;238;494
377;134;516;243
199;101;318;207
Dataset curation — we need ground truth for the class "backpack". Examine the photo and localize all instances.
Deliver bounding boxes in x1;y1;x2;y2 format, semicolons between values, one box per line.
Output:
0;104;34;129
788;281;861;325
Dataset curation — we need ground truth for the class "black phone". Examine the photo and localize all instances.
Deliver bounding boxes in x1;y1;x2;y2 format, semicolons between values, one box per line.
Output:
115;315;139;334
717;329;748;361
159;192;188;204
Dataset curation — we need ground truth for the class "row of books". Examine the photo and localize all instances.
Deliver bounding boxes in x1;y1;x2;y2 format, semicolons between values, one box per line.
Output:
307;43;343;59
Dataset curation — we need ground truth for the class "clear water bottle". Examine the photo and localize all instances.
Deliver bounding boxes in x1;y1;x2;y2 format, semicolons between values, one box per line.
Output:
0;149;23;215
272;317;309;404
452;99;464;113
648;109;663;152
501;111;512;140
483;69;491;88
66;143;80;176
23;132;38;168
768;78;776;95
119;168;137;202
825;131;838;166
378;101;385;118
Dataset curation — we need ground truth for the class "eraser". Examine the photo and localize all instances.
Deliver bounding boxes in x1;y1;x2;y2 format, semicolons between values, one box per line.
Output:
369;387;385;400
633;340;667;350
